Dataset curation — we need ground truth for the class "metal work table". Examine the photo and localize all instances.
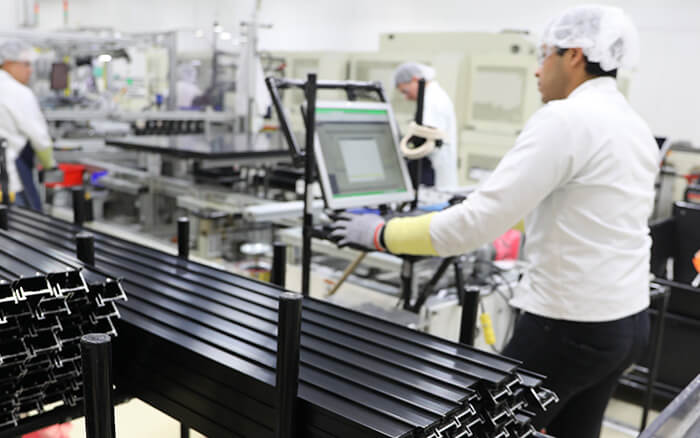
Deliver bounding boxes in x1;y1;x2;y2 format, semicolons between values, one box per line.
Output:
105;133;290;167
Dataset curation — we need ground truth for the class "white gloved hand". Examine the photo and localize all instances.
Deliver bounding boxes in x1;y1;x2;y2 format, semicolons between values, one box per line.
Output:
329;213;386;251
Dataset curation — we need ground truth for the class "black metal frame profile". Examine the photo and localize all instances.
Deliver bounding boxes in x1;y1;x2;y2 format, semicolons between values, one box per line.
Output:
265;75;388;297
0;228;126;437
2;206;559;438
0;138;9;206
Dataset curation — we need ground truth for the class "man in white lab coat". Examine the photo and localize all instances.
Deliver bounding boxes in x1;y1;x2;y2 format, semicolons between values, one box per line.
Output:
394;62;458;189
331;6;657;437
176;63;202;109
0;39;56;210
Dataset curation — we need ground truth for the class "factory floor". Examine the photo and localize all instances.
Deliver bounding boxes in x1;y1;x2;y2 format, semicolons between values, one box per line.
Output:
62;397;657;437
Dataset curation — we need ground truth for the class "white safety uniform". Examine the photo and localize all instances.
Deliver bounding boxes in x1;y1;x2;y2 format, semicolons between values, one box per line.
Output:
0;69;53;194
430;77;659;322
422;81;458;189
176;81;202;108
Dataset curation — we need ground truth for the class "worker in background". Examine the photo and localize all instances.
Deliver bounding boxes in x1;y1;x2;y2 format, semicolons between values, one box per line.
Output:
394;62;458;189
176;62;203;109
331;5;657;437
0;39;56;211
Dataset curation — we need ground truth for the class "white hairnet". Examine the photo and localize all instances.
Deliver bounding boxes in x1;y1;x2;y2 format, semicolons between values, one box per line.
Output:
541;4;640;71
393;62;436;87
0;39;38;65
177;63;197;83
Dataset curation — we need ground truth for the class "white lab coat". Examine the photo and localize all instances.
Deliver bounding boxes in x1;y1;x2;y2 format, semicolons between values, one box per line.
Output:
429;77;659;322
176;81;202;108
0;69;53;194
422;81;458;189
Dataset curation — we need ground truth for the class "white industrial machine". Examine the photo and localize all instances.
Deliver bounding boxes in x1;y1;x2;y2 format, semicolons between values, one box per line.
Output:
357;32;543;185
346;51;465;133
457;53;541;184
272;51;350;132
655;141;700;219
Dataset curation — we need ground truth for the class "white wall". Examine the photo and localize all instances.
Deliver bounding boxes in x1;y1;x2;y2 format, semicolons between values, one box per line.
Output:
0;0;21;30
7;0;700;142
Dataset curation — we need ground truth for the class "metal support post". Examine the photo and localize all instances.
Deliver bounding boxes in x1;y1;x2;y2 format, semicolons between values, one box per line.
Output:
301;73;317;296
85;197;94;222
453;258;466;305
166;31;178;111
271;242;287;288
411;79;426;209
177;217;190;259
641;285;671;430
76;232;95;266
0;138;8;206
276;292;303;438
0;205;7;230
180;423;190;438
409;257;454;312
459;286;481;346
72;186;86;226
400;259;415;311
81;333;116;438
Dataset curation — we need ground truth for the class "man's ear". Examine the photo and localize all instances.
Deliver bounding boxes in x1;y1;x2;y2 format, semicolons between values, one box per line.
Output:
568;48;587;69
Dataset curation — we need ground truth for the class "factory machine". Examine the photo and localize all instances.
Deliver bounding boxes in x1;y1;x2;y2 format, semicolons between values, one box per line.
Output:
654;140;700;219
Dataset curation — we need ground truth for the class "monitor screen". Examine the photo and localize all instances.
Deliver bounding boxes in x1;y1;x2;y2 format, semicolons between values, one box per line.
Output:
314;102;414;209
50;63;69;90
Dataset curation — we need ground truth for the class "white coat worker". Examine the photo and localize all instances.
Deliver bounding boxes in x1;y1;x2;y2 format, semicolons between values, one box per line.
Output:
331;5;657;437
176;63;202;109
394;62;458;189
0;39;56;210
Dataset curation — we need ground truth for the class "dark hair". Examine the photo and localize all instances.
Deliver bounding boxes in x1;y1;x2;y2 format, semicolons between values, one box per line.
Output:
556;47;617;79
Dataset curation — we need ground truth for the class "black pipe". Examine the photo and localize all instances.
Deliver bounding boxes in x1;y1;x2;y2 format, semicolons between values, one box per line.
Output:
265;77;387;166
269;78;383;93
459;286;481;346
301;73;317;297
265;77;302;165
180;423;190;438
271;242;287;288
72;186;86;226
400;259;415;311
410;79;427;209
409;257;454;313
0;205;7;230
177;217;190;259
276;292;303;438
81;333;116;438
76;232;95;266
641;286;671;430
0;139;8;206
85;197;94;222
415;78;426;125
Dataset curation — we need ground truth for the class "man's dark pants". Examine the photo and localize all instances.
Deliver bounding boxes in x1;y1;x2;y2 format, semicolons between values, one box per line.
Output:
503;309;649;438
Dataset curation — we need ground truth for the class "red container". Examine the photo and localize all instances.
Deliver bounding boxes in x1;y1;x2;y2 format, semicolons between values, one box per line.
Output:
45;163;85;188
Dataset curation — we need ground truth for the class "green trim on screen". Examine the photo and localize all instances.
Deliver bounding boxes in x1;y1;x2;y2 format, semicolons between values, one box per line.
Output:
334;188;407;198
316;108;388;115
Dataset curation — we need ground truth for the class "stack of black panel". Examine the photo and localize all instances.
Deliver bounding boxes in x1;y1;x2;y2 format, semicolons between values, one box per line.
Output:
0;230;126;430
4;206;558;438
